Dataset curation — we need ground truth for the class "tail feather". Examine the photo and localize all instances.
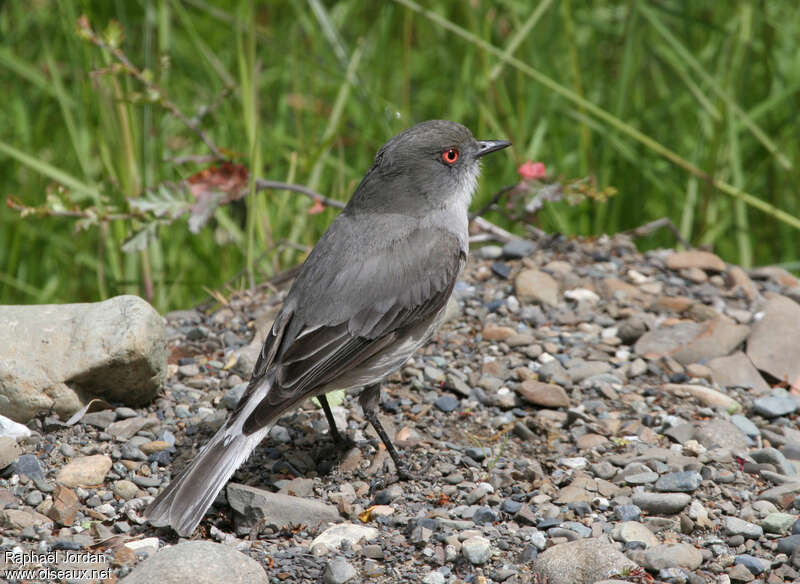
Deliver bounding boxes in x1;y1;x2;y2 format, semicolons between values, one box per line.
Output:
145;381;271;536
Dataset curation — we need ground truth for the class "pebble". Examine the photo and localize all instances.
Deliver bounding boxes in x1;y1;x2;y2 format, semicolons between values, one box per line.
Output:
461;536;491;565
632;492;691;515
323;558;356;584
434;395;459;412
655;471;703;492
725;516;764;539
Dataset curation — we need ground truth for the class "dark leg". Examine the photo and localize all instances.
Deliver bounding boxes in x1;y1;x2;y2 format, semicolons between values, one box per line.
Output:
318;393;354;450
359;383;411;480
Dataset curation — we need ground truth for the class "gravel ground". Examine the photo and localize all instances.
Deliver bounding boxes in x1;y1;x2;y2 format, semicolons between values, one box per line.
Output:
3;232;800;584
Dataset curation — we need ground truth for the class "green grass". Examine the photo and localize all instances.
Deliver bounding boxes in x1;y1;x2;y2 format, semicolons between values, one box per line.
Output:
1;0;799;312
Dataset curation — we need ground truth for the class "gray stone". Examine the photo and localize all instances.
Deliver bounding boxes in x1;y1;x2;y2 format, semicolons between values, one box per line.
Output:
734;554;768;575
707;352;770;394
634;317;749;365
761;512;796;535
566;360;612;383
532;538;636;584
461;536;492;565
655;471;703;492
0;295;167;423
221;383;247;410
632;492;691;515
693;419;749;450
323;558;356;584
611;521;659;548
747;295;800;389
758;482;800;509
725;516;763;539
731;414;760;438
751;447;796;476
753;392;798;418
227;483;340;529
80;409;117;429
502;239;536;258
641;543;703;571
120;541;266;584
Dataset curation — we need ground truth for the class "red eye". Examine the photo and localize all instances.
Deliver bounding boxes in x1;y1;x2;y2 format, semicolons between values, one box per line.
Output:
442;148;459;164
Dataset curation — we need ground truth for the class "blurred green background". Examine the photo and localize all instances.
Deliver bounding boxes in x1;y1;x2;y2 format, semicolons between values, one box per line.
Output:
1;0;799;312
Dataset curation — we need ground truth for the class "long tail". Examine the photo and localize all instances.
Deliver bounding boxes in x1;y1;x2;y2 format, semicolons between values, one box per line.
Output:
145;380;271;537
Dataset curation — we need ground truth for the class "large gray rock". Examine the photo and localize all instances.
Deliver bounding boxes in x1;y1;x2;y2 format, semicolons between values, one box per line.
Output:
120;541;267;584
227;482;341;529
634;316;749;364
747;295;800;390
532;538;636;584
0;295;166;422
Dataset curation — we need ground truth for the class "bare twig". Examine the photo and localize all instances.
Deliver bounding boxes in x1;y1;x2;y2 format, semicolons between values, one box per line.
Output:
469;184;516;221
625;217;692;249
470;216;522;243
77;15;225;161
255;179;345;209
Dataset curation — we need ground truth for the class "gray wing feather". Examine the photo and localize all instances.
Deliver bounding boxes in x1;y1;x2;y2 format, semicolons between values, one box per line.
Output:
240;214;464;434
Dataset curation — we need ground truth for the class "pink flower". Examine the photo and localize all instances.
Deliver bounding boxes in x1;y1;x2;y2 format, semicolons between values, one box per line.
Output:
518;161;546;180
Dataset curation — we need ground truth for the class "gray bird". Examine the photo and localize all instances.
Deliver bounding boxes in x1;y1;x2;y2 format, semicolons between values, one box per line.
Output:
145;120;510;536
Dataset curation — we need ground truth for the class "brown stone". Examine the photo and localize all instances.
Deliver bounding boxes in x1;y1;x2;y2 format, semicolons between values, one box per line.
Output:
726;266;759;302
48;485;80;526
0;508;53;530
481;324;516;341
750;266;800;289
651;296;694;313
746;295;800;390
56;454;112;487
599;277;641;301
515;269;559;306
666;250;726;272
517;380;570;408
139;440;171;454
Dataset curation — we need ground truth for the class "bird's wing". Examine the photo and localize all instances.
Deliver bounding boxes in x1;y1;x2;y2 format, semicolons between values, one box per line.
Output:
234;214;465;434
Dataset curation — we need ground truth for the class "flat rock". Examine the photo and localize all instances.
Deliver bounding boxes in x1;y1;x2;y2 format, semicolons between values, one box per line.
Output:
666;250;726;272
55;454;112;487
725;516;763;539
752;391;798;418
517;380;569;408
532;538;636;584
661;384;741;412
746;295;800;390
641;543;703;570
632;492;691;515
693;419;749;450
635;317;749;365
0;508;53;530
611;521;659;548
227;483;340;529
515;269;559;307
120;541;267;584
707;352;770;394
0;295;167;423
310;523;379;554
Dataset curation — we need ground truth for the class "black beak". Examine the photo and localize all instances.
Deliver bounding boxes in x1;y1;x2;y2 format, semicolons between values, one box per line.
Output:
476;140;511;158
